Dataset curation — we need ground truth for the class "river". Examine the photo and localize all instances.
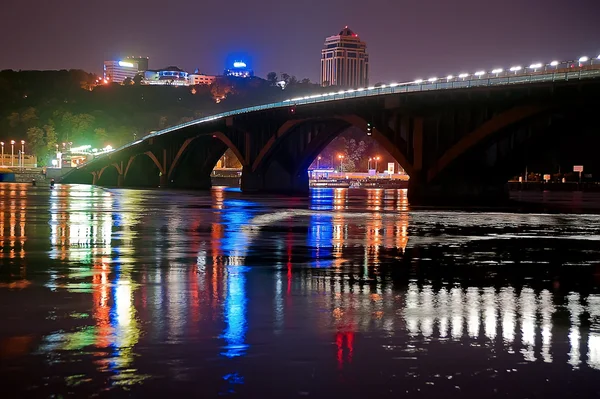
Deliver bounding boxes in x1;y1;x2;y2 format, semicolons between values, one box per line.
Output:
0;184;599;397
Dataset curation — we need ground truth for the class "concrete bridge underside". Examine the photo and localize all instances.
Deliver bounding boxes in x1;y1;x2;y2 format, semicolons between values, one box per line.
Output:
63;79;600;204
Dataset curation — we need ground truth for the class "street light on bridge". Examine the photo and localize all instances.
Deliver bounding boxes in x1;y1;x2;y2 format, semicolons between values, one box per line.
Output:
458;73;469;80
10;140;14;167
510;66;522;74
529;63;543;72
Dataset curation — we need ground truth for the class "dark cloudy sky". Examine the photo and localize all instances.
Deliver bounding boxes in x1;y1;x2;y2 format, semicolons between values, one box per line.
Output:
1;0;598;83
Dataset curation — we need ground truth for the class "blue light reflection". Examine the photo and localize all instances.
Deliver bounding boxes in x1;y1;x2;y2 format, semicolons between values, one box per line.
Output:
220;266;249;358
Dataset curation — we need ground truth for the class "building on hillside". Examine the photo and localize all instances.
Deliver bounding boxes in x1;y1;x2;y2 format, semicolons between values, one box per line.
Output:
224;61;254;78
143;66;189;86
188;73;216;85
320;26;369;88
123;56;149;72
103;60;138;83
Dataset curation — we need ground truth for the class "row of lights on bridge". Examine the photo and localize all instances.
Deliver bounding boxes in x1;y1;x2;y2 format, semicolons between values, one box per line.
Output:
109;52;600;157
415;55;600;84
284;54;600;103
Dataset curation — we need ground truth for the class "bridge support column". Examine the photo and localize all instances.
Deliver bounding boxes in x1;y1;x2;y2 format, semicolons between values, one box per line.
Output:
408;173;509;205
117;174;124;187
240;167;263;193
241;166;309;195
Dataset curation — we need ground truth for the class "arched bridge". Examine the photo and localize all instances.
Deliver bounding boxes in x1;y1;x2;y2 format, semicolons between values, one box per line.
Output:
63;61;600;203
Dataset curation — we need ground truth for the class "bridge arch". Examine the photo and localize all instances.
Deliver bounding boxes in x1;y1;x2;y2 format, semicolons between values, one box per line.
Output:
426;105;548;183
123;151;163;187
167;131;245;190
243;115;413;194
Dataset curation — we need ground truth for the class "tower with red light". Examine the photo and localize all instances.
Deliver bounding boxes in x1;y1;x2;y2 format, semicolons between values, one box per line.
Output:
320;26;369;88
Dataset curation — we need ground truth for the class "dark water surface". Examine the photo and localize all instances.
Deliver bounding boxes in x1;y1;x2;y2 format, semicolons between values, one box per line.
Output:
1;184;599;397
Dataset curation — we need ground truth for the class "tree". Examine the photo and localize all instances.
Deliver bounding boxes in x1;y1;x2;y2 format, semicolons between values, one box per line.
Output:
26;124;57;166
94;128;108;142
133;74;143;85
300;78;311;85
210;77;235;103
267;72;278;85
158;116;168;129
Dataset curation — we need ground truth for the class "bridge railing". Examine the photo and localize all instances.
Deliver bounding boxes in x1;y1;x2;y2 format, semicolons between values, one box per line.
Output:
84;67;600;168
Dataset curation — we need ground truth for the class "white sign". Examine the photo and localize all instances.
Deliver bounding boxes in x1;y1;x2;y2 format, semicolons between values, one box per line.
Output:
573;165;584;173
387;163;395;175
543;174;551;182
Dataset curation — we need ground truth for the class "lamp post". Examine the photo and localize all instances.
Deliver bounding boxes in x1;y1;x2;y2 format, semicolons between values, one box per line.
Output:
0;142;4;166
338;154;344;172
317;156;321;169
10;140;14;167
21;140;25;170
368;157;372;170
375;156;380;172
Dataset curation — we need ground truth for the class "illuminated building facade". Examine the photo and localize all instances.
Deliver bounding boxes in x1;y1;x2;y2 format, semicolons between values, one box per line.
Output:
123;56;149;72
224;61;254;78
320;26;369;88
103;60;139;83
188;73;216;86
143;66;189;86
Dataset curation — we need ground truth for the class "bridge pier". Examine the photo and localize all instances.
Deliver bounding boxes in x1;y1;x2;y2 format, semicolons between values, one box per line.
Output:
117;174;124;187
159;173;167;188
241;166;309;195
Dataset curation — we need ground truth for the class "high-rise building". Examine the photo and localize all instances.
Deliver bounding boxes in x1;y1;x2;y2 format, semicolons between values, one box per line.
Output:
103;60;138;83
124;56;149;72
320;27;369;88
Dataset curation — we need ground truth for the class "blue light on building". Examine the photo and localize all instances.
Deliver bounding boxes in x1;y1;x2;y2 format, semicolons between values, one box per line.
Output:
224;61;254;78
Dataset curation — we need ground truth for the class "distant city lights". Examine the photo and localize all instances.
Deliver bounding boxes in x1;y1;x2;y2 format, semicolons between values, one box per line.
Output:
118;61;135;68
233;61;247;68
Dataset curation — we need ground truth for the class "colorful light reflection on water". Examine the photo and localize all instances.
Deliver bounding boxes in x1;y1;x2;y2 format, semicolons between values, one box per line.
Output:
0;184;600;397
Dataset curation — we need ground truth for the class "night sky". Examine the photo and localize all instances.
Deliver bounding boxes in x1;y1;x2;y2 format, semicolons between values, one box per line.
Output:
1;0;599;83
